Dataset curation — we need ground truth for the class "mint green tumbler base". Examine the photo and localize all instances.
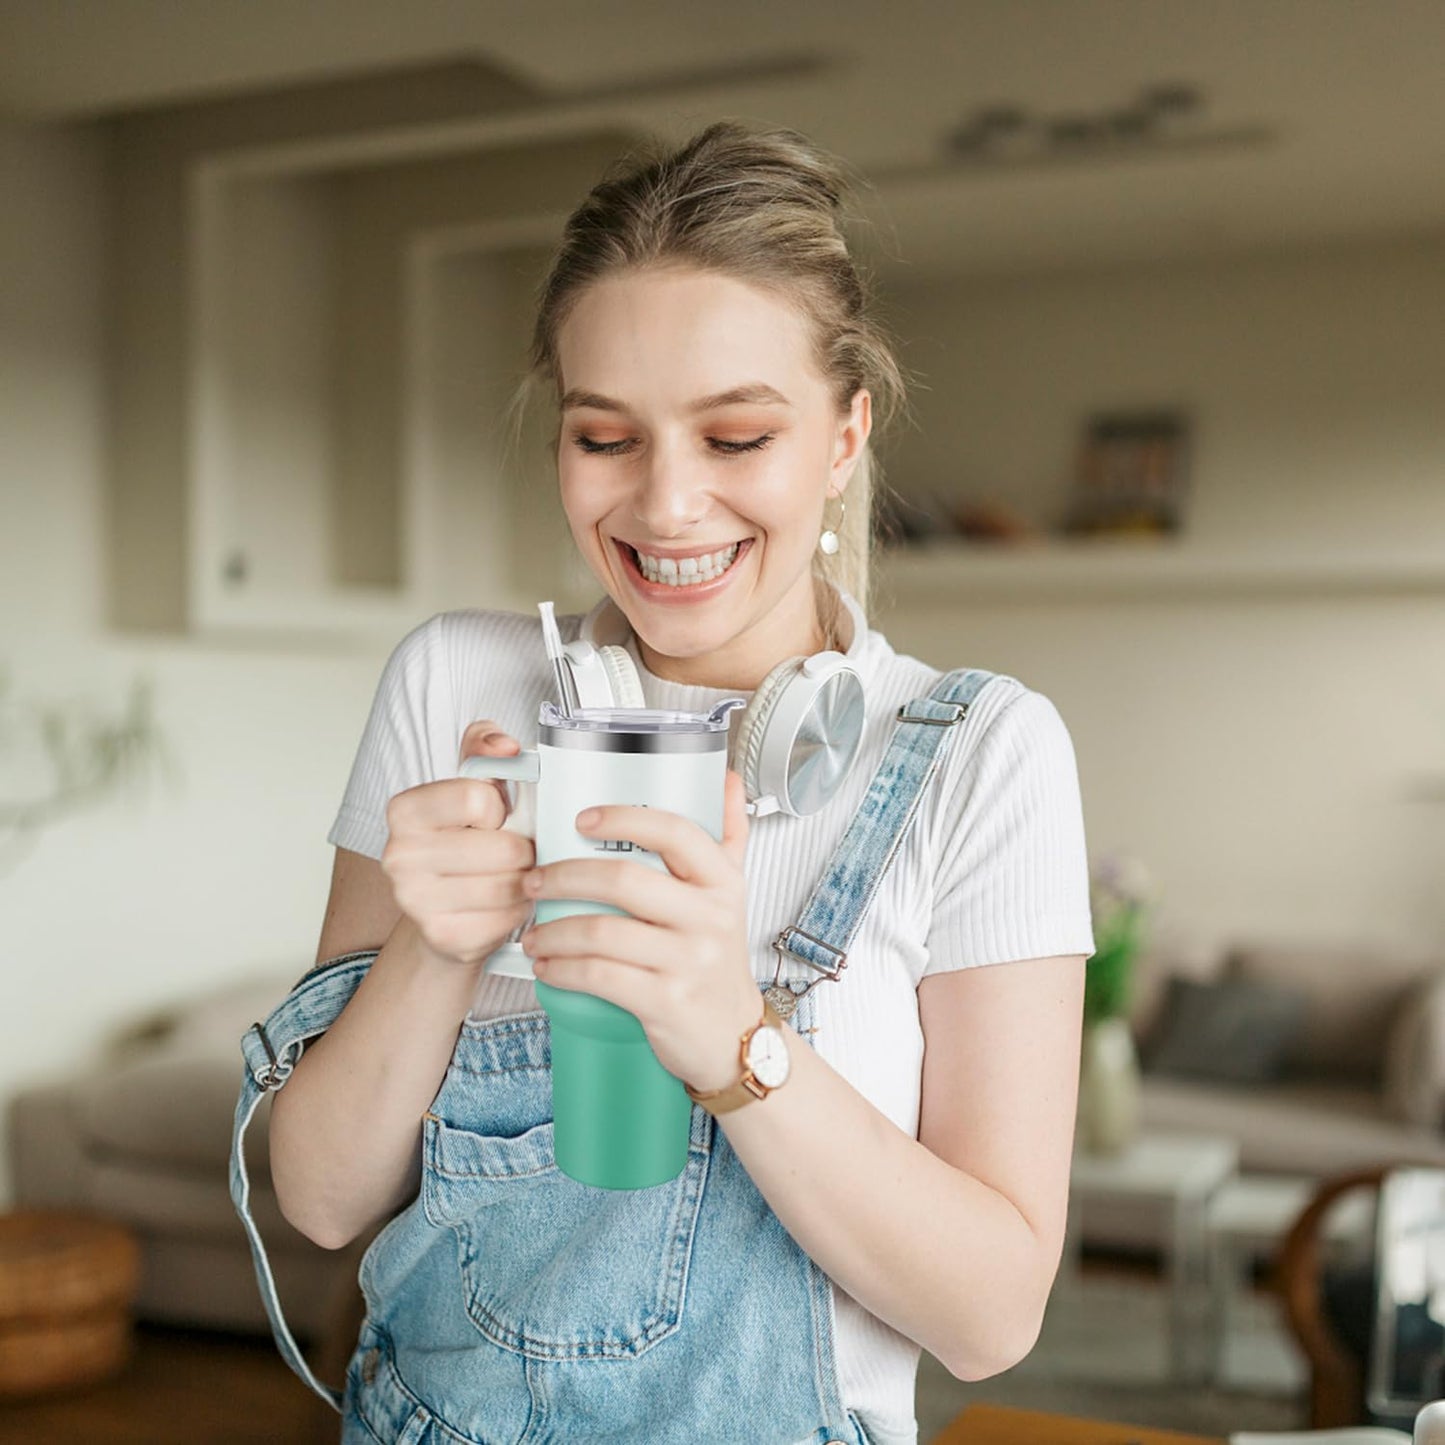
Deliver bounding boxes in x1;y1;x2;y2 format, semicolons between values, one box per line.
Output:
536;978;692;1190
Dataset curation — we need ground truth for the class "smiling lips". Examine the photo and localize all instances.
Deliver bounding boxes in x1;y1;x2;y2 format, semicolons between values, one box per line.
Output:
615;538;751;596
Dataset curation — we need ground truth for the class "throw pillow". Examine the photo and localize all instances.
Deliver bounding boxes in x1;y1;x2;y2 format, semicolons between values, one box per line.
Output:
1142;975;1308;1085
1382;969;1445;1128
1225;942;1438;1085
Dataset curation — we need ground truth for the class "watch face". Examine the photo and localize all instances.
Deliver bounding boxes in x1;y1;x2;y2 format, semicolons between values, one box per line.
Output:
747;1025;790;1089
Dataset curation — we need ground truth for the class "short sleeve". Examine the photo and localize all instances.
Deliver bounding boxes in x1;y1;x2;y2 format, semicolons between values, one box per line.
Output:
325;613;452;859
923;687;1095;976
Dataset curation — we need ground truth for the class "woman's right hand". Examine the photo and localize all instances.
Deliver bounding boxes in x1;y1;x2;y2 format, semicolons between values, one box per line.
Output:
380;720;536;967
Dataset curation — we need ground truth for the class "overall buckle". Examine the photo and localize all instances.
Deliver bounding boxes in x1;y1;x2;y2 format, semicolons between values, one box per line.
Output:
772;925;848;980
249;1022;298;1091
896;701;968;726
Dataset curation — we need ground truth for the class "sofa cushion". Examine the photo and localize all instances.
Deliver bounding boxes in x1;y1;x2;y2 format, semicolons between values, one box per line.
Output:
1140;1075;1445;1177
164;970;297;1055
1383;968;1445;1128
1225;942;1442;1085
1126;933;1230;1049
74;1054;276;1182
74;969;300;1182
1143;975;1307;1084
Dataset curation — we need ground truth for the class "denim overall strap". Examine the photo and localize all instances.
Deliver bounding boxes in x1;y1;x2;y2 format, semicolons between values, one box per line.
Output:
230;949;380;1413
770;668;998;998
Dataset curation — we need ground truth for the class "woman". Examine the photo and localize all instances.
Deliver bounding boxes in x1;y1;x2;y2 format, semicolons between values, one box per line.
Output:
243;121;1095;1445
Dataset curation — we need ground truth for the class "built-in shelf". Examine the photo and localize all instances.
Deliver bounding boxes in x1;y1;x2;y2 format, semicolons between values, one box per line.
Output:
184;157;576;640
875;536;1445;601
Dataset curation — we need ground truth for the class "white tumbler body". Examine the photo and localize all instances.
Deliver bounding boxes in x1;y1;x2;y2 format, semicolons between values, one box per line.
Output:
533;741;727;916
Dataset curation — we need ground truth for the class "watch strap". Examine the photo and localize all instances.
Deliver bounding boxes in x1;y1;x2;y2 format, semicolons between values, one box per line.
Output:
685;997;788;1115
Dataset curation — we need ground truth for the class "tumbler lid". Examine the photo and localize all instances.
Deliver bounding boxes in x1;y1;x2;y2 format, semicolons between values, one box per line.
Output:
539;699;743;753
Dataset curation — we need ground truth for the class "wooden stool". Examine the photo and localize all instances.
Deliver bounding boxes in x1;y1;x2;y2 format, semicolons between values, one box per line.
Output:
0;1210;141;1398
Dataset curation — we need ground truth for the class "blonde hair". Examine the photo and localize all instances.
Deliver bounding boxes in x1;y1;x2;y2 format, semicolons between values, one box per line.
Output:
509;121;907;633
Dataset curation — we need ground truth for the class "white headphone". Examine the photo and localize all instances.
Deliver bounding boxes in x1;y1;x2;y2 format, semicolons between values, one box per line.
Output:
565;598;868;819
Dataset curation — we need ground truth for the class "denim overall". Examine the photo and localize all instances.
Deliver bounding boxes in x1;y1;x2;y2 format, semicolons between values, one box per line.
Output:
231;666;998;1445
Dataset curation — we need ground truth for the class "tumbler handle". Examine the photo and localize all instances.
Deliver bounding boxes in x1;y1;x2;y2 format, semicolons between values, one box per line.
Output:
459;752;540;785
458;750;541;980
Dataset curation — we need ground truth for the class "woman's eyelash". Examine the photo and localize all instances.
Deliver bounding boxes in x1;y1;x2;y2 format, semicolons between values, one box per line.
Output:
572;436;633;456
713;434;774;454
571;433;775;457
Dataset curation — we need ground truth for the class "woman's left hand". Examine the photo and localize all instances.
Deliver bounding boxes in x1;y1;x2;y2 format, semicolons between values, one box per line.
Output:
519;768;763;1093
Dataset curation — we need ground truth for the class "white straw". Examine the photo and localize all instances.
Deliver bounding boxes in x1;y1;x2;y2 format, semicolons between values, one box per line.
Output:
538;601;578;715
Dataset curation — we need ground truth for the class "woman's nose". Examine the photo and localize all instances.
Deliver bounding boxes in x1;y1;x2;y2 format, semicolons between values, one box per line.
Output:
631;444;710;537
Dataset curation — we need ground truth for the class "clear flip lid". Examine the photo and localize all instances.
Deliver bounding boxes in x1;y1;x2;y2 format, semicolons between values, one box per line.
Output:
539;699;745;734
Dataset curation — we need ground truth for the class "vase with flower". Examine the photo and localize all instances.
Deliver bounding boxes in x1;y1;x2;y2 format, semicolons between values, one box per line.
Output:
1077;854;1153;1156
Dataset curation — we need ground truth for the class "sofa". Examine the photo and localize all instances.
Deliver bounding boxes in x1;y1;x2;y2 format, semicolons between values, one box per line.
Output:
8;936;1445;1332
5;968;358;1340
1079;930;1445;1252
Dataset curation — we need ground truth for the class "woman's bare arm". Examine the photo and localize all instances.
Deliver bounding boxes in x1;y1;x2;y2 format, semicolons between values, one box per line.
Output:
269;850;486;1248
268;726;532;1249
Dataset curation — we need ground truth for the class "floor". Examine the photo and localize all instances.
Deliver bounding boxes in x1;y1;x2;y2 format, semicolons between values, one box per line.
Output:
0;1326;320;1445
0;1254;1310;1444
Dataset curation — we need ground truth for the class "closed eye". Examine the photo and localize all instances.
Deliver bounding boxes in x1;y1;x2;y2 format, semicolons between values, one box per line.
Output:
570;436;635;457
571;434;775;457
712;434;775;455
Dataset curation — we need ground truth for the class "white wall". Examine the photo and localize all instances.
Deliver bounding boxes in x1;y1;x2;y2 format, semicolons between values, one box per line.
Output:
876;235;1445;984
0;120;393;1203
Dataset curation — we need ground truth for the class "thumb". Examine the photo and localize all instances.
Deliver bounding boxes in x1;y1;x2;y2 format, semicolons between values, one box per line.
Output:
458;720;521;818
458;719;519;763
720;768;749;868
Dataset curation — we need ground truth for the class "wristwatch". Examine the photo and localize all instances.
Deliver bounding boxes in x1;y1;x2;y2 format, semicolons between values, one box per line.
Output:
684;998;791;1115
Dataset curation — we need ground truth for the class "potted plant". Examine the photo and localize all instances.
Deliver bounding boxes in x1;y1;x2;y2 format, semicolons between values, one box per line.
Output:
1078;853;1154;1155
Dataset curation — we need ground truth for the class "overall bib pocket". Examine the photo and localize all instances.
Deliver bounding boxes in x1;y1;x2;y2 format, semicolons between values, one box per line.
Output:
421;1109;711;1360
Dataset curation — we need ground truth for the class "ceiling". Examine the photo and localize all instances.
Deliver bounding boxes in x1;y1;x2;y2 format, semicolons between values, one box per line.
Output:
3;0;1444;281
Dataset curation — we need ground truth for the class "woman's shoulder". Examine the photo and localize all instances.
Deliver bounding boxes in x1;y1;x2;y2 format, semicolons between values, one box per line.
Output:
374;606;549;680
431;604;559;650
868;645;1082;789
366;608;560;733
869;642;1030;729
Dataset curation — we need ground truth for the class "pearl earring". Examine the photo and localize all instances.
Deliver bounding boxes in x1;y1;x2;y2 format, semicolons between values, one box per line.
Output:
818;494;845;556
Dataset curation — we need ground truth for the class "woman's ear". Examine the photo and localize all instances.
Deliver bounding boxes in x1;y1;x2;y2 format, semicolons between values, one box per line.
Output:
831;387;873;489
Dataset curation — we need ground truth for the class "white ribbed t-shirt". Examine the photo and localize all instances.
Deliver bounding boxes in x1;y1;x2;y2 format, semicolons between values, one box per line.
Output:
325;586;1095;1445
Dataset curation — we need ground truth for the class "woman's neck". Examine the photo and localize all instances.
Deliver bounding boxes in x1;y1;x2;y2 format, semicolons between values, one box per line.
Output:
632;577;846;691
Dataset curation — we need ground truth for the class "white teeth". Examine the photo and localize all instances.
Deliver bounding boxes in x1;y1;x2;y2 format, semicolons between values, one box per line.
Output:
633;542;741;586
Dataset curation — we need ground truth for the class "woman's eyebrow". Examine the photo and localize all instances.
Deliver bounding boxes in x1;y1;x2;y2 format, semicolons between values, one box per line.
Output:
559;383;793;414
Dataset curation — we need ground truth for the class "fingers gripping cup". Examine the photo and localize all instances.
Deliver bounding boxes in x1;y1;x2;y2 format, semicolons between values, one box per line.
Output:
460;698;743;1190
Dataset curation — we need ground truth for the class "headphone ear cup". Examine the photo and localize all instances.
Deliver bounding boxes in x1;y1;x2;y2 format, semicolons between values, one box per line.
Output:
597;644;645;708
734;656;804;803
563;639;645;709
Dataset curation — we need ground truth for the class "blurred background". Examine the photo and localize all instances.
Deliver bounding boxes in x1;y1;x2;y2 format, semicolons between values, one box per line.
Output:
3;1;1445;1440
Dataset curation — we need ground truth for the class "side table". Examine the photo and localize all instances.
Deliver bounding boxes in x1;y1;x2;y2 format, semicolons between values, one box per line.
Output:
0;1210;141;1398
1064;1131;1239;1385
1204;1172;1376;1388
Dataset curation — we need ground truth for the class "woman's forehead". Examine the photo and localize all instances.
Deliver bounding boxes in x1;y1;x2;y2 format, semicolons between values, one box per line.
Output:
555;267;826;406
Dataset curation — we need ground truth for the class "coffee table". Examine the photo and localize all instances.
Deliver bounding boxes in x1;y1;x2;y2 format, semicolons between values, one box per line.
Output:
1063;1130;1239;1385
